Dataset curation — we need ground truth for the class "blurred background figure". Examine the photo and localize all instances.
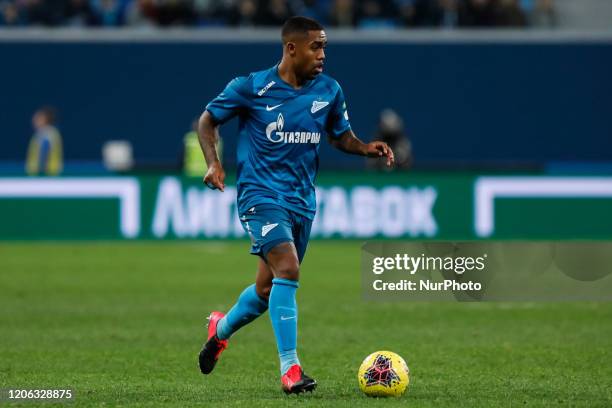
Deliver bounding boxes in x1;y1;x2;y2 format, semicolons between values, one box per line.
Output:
356;0;398;29
411;0;459;28
183;119;222;177
394;0;417;27
124;0;155;27
24;0;68;26
255;0;292;26
0;0;24;26
295;0;328;25
458;0;498;27
63;0;94;26
329;0;355;27
368;109;412;171
152;0;196;26
495;0;527;27
26;106;63;176
0;0;569;28
89;0;128;26
527;0;556;28
227;0;257;26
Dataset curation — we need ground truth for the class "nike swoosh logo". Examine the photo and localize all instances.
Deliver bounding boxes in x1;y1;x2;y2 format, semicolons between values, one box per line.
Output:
266;104;283;111
261;223;279;237
280;316;295;321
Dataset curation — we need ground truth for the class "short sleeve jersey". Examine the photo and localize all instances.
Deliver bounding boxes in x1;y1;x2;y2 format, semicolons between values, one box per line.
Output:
206;65;351;220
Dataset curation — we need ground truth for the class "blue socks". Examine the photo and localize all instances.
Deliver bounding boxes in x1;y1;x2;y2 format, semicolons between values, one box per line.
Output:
215;278;301;375
216;284;268;340
269;278;301;374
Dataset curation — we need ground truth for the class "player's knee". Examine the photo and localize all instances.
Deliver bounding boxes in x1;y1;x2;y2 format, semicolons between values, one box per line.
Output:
256;283;272;300
273;260;300;281
267;242;300;281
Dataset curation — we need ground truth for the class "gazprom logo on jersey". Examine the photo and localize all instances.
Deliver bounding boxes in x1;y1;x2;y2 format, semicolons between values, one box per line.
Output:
152;178;437;238
266;113;321;144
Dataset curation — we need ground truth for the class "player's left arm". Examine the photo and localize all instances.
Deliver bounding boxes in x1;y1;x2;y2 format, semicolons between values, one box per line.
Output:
326;82;394;167
328;130;395;168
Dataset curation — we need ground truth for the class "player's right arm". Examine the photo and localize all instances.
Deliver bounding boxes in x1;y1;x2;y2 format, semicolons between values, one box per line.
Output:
198;111;225;191
198;76;250;192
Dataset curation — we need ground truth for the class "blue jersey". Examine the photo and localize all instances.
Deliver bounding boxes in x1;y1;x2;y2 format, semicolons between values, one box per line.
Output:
206;65;351;220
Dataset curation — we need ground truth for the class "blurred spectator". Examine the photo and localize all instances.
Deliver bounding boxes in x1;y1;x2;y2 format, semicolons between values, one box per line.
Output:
0;0;560;28
495;0;526;26
295;0;329;25
458;0;498;27
394;0;417;27
26;107;63;176
329;0;355;27
26;0;69;26
367;109;412;171
193;0;227;25
153;0;196;26
89;0;127;26
528;0;556;27
0;1;24;25
124;0;156;27
413;0;459;27
227;0;257;26
256;0;292;26
63;0;94;26
356;0;398;29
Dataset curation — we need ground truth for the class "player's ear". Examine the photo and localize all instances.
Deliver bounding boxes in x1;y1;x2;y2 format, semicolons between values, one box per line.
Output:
286;42;297;56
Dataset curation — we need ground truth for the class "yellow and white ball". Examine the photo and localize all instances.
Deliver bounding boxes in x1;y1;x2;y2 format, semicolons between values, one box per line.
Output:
358;351;410;397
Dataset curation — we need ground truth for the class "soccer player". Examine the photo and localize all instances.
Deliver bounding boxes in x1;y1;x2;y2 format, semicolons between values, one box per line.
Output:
197;16;394;394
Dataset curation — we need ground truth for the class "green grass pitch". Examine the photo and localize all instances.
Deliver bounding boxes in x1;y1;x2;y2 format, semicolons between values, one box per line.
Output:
1;241;611;407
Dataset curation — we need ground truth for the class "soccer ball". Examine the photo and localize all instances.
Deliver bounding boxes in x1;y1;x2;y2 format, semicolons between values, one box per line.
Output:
358;351;410;397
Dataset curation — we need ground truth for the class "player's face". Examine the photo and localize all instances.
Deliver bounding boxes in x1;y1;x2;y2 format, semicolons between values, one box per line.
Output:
295;30;327;80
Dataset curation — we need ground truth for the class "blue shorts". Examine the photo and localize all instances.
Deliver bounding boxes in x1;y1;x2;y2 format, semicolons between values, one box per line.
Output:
239;204;312;263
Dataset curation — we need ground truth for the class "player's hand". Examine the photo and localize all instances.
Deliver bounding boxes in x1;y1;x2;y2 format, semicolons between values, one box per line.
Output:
203;161;226;192
365;142;395;168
